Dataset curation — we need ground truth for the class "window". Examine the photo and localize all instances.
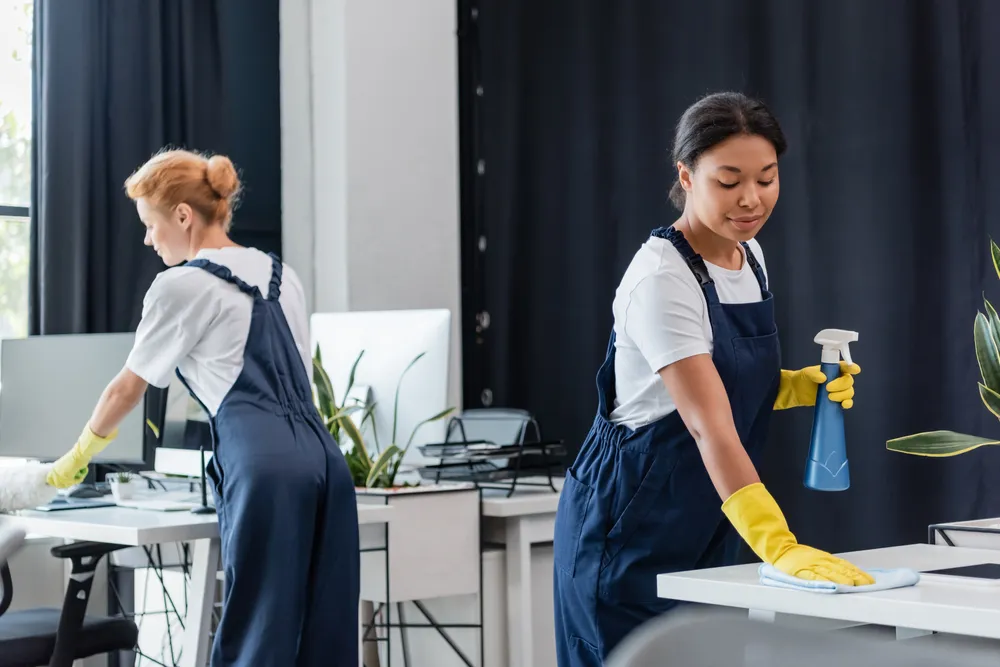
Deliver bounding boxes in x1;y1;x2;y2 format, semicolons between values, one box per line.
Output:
0;1;33;339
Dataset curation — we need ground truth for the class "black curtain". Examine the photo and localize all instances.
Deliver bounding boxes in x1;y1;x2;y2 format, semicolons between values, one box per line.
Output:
29;0;281;336
460;0;1000;553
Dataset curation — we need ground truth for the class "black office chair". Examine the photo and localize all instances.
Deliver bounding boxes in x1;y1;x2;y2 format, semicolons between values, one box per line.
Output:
0;531;139;667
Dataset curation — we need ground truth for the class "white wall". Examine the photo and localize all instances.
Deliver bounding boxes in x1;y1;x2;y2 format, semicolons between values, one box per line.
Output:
280;0;464;410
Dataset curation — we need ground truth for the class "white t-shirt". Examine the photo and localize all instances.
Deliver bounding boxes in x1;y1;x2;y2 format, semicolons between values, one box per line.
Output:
125;247;311;416
608;235;769;430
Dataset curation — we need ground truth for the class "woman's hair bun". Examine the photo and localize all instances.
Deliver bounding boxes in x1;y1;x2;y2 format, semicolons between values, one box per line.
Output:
206;155;241;200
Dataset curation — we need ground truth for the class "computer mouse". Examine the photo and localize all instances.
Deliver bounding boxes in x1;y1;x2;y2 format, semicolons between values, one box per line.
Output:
66;485;104;499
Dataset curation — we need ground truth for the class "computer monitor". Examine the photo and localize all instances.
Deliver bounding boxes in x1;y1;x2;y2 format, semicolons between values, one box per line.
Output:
0;333;146;464
310;309;451;470
149;373;213;477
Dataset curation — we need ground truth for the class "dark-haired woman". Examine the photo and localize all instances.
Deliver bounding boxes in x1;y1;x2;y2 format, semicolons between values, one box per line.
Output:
552;91;871;665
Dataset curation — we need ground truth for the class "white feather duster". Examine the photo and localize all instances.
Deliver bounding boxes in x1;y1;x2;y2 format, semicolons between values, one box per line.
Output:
0;463;58;512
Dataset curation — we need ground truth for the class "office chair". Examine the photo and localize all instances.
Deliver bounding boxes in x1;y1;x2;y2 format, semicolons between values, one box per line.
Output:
0;527;139;667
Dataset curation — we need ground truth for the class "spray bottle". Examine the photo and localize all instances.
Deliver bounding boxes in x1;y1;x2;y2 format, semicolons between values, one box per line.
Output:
803;329;858;492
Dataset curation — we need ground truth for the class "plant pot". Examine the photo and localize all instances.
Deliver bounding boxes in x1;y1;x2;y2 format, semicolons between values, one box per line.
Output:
109;481;134;502
356;482;480;604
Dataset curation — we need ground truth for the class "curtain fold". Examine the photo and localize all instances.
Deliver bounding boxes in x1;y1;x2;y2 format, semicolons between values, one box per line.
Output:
30;0;224;335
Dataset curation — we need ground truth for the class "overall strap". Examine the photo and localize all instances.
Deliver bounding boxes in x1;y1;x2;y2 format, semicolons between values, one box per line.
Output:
650;226;720;305
740;241;769;294
266;253;283;301
185;259;262;299
174;368;217;444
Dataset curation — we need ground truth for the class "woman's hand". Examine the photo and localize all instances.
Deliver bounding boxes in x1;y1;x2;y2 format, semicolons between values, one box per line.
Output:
657;356;873;586
774;361;860;411
45;367;148;488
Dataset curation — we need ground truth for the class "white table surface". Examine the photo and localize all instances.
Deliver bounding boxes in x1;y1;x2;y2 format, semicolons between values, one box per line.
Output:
4;502;395;546
657;543;1000;640
4;501;395;667
480;476;563;517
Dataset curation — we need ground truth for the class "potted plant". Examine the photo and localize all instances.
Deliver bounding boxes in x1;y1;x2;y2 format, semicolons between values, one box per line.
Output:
312;346;455;489
312;344;481;608
887;239;1000;457
108;471;136;502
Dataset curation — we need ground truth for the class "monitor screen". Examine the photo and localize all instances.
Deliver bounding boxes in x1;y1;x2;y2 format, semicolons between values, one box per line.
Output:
0;333;146;464
153;374;212;452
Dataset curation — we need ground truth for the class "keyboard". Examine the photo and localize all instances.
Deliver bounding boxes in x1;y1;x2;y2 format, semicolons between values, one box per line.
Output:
36;497;117;512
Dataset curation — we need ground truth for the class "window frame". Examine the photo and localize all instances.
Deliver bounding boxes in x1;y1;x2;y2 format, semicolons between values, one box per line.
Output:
0;205;29;218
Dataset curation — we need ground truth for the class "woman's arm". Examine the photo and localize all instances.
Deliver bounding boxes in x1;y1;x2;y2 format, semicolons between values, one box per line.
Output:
659;354;874;585
88;367;149;437
46;367;150;488
657;353;759;500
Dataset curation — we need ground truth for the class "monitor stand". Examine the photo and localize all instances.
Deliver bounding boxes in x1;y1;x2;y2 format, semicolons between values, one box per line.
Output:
190;444;216;515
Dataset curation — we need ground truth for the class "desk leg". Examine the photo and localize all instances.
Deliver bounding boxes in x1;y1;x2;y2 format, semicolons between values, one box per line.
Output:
108;565;135;667
180;537;220;667
506;519;532;667
896;626;933;640
748;609;775;623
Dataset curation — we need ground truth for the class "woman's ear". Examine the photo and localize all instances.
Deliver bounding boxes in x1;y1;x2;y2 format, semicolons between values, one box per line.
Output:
174;203;194;230
677;161;694;194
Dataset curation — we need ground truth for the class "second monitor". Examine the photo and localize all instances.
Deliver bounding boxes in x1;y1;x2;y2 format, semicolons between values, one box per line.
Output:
0;332;147;465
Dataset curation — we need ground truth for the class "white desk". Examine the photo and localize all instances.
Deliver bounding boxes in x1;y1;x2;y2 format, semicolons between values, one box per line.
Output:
657;543;1000;641
480;478;562;667
6;502;395;667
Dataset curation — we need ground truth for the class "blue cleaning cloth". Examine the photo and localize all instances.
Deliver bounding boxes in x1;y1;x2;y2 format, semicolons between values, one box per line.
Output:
758;564;920;593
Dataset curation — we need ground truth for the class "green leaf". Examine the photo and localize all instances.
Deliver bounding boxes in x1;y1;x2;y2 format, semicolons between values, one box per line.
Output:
312;352;336;420
984;296;1000;351
992;238;1000;282
343;350;365;409
331;404;365;421
886;430;1000;457
360;401;380;452
403;407;457;450
392;352;426;445
343;445;371;487
366;445;402;488
974;312;1000;392
980;383;1000;420
390;407;458;480
145;419;160;439
340;416;371;468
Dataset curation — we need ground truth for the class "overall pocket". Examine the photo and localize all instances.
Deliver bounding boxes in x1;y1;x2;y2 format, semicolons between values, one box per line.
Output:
553;468;596;577
600;447;678;569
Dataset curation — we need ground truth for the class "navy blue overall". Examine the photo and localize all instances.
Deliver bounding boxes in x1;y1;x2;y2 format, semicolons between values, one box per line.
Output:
176;253;361;667
552;226;781;665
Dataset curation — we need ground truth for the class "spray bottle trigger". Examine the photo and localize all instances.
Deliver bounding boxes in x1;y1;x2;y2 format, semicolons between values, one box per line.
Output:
839;343;853;366
814;329;858;366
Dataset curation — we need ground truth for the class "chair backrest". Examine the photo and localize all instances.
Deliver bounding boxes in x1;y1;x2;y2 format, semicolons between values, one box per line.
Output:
0;523;26;566
605;608;997;667
0;523;26;616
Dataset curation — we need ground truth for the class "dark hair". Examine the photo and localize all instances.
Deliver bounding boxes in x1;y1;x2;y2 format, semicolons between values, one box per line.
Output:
668;92;787;210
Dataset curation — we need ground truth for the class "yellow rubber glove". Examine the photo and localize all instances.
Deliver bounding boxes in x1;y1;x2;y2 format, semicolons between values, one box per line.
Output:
773;361;860;411
722;482;874;586
46;425;118;489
